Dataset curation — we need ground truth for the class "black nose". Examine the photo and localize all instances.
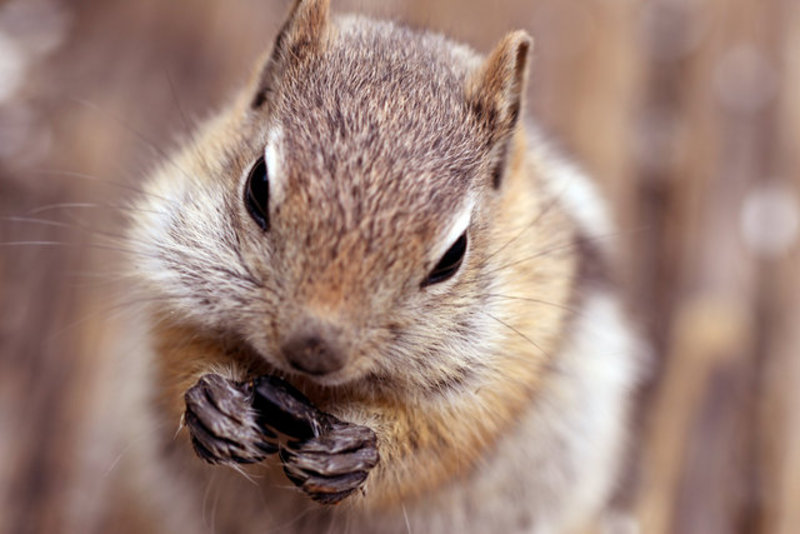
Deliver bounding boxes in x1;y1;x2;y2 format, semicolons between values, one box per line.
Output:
281;334;346;376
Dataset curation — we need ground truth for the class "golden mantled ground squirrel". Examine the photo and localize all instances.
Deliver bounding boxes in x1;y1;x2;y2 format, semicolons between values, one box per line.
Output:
107;1;644;532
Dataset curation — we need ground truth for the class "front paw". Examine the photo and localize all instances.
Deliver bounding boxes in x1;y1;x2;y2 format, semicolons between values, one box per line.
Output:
184;374;278;465
279;419;379;505
251;375;379;504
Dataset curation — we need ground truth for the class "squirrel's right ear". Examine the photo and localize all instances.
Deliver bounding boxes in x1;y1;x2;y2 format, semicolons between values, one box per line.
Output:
250;0;331;108
467;31;532;140
466;31;532;188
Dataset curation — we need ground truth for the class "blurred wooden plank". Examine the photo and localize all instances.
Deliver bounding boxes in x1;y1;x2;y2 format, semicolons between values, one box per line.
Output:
759;1;800;533
633;0;796;532
637;299;754;533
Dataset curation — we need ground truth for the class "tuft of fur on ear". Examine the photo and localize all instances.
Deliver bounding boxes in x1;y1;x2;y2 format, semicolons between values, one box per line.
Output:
251;0;331;108
467;31;532;188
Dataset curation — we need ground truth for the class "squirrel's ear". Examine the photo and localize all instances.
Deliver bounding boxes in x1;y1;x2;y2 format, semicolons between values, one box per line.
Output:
467;30;532;139
467;31;532;188
251;0;331;108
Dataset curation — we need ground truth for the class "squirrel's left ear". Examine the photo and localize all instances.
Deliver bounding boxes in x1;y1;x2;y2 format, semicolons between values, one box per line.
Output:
467;31;532;188
250;0;332;109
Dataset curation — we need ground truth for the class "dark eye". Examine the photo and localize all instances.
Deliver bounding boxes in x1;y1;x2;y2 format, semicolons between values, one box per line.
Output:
244;156;269;230
422;232;468;287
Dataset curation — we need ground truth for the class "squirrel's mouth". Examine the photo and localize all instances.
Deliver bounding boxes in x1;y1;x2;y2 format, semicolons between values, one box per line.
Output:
241;343;374;403
276;355;378;397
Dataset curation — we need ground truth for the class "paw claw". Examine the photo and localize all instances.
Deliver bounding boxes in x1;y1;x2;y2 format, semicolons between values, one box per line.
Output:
277;417;379;504
184;374;278;465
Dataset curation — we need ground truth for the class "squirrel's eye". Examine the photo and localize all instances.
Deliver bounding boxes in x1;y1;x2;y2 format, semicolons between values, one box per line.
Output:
245;156;269;230
423;232;467;287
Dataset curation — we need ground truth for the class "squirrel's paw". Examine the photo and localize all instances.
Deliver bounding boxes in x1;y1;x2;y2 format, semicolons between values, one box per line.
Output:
252;375;379;504
279;420;379;505
185;373;380;504
184;373;278;464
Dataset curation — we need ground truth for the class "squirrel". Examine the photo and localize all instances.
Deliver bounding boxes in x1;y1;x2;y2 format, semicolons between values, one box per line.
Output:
103;0;644;533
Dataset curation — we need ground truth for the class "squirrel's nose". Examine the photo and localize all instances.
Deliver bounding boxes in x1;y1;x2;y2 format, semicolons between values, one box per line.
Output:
281;332;347;376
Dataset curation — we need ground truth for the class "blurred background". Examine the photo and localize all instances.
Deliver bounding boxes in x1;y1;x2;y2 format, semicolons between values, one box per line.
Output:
0;0;798;532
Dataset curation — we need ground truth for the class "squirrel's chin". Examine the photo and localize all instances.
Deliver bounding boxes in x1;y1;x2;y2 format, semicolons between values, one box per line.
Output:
289;368;363;389
279;364;378;397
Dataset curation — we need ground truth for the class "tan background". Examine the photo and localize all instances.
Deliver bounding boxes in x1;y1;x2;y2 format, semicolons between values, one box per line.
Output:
1;0;798;532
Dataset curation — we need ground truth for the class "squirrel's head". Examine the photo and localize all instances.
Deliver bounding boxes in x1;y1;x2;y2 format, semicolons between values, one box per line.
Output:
130;0;573;395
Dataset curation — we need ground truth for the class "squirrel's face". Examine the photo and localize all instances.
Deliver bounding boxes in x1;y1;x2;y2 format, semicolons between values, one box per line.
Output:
130;4;535;393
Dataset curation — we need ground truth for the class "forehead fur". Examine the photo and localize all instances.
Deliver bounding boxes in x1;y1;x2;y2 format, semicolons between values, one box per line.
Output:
266;16;488;242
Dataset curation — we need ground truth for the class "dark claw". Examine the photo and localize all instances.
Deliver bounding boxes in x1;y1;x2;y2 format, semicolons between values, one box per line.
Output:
255;440;279;455
281;457;370;504
185;383;253;445
190;435;221;464
302;471;369;494
277;419;379;505
183;374;279;465
286;422;377;455
185;409;254;464
280;445;378;477
306;490;359;506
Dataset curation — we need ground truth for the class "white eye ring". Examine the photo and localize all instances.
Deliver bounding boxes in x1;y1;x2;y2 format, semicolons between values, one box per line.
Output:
423;231;468;287
263;127;286;207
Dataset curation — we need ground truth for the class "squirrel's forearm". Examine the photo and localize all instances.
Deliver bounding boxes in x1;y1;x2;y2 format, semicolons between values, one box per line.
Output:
152;322;256;420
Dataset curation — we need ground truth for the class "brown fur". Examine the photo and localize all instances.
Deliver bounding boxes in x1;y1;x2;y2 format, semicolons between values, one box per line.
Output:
117;1;640;532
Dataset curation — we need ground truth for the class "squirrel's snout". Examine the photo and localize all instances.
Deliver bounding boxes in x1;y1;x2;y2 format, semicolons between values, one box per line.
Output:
281;327;347;376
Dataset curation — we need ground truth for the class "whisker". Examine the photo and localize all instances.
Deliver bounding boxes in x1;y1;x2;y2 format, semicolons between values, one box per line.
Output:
31;169;172;203
2;216;137;245
70;98;195;184
103;419;171;478
211;474;222;534
485;185;567;262
60;294;173;325
202;470;217;529
226;463;259;486
25;201;167;218
483;311;550;360
485;293;584;317
43;293;196;346
0;240;163;260
0;240;68;247
483;227;643;277
165;68;194;135
266;498;319;533
4;216;74;229
5;217;189;263
27;202;98;214
66;270;128;280
402;504;413;534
